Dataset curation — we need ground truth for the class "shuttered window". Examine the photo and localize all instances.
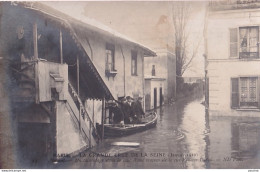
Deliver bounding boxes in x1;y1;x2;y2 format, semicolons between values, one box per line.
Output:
230;28;238;58
231;77;260;109
239;27;259;59
231;78;239;108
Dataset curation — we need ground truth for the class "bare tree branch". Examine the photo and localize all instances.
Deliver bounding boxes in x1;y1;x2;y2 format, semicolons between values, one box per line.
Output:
172;2;201;77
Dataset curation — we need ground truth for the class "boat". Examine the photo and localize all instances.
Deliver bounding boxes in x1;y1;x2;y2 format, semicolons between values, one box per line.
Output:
97;112;158;138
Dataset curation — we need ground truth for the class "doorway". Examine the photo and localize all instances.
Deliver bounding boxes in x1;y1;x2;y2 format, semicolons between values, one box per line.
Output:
154;88;157;109
160;87;163;106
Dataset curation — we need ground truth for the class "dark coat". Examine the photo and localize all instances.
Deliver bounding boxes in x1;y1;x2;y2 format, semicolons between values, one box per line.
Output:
123;102;134;118
110;106;124;123
133;101;145;117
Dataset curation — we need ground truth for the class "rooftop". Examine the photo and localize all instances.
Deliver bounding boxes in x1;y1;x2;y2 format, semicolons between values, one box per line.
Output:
209;0;260;11
16;1;156;56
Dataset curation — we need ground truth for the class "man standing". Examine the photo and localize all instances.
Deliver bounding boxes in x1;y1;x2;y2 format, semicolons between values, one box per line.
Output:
133;97;145;123
123;96;134;124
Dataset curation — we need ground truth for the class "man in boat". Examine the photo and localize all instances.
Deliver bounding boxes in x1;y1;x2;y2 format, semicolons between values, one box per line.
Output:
123;96;135;124
132;97;145;123
109;102;124;124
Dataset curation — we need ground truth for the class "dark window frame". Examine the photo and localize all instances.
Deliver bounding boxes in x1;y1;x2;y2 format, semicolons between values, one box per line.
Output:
105;43;116;72
238;26;259;59
152;65;156;76
231;76;260;109
131;50;137;76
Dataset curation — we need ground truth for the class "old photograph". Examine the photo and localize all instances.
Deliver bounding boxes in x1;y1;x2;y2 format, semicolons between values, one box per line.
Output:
0;0;260;169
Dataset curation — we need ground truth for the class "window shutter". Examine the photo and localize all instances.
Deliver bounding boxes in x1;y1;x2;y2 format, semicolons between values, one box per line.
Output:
231;78;239;109
230;28;238;58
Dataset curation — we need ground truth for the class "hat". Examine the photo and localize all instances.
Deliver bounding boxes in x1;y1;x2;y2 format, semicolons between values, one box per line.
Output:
118;96;126;101
138;97;143;100
126;96;133;100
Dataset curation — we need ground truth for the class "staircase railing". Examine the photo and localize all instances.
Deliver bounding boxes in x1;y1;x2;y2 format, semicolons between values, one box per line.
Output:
65;97;95;146
68;82;101;142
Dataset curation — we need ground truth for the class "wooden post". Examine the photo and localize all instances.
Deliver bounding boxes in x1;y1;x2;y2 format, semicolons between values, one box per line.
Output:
77;56;79;95
79;106;81;133
89;119;91;147
93;100;95;127
52;101;58;162
60;29;63;64
101;97;105;140
33;23;38;59
33;23;39;103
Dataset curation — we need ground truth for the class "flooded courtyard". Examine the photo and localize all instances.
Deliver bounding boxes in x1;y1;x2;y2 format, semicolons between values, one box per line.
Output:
19;93;260;169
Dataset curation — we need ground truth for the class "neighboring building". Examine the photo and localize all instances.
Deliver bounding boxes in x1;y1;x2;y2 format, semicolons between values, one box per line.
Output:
144;49;176;110
67;2;177;108
0;2;155;162
206;0;260;115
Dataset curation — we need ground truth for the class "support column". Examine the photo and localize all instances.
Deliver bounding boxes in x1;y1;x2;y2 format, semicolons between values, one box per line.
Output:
101;97;105;140
33;23;38;59
60;29;63;64
33;23;39;104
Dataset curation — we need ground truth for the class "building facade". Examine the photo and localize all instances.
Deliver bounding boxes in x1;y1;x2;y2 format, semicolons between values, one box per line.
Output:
206;0;260;116
0;2;155;163
144;49;176;110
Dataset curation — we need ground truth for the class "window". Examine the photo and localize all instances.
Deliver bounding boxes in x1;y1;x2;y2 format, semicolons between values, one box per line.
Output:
239;27;259;58
231;77;260;109
230;26;259;59
152;65;156;76
105;43;115;72
131;51;137;75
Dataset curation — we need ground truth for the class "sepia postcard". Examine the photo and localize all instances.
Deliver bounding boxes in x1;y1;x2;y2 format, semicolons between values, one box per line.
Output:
0;0;260;169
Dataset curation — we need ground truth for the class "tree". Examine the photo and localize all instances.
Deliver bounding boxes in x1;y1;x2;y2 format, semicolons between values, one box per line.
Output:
172;2;202;77
171;2;202;94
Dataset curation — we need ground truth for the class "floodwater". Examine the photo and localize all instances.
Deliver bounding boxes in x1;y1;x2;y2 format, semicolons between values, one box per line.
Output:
21;93;260;169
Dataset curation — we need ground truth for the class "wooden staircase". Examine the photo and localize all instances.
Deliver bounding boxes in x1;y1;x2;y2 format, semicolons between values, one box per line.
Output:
66;82;101;147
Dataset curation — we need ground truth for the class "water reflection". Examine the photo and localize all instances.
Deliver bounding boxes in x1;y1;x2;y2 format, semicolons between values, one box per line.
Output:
231;122;260;160
22;92;260;169
178;97;208;168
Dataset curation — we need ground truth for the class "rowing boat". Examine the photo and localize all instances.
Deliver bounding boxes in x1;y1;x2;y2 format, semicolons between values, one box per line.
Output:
97;112;158;138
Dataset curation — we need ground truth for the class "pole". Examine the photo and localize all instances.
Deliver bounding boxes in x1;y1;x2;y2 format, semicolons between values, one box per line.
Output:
33;23;39;103
101;97;105;140
77;56;79;95
60;29;63;64
33;23;38;59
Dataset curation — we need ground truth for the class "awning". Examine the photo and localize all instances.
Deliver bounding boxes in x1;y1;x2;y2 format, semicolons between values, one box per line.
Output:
16;2;114;100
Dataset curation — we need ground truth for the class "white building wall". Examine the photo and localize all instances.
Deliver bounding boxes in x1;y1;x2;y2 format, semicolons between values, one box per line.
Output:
208;10;260;60
149;80;165;109
207;8;260;115
208;60;260;111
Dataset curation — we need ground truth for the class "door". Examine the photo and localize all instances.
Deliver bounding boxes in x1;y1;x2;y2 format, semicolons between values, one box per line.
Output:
154;88;157;109
160;87;163;106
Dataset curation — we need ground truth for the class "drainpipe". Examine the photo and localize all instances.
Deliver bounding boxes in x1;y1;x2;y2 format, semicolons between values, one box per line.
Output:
203;3;209;108
142;51;145;111
120;45;126;97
